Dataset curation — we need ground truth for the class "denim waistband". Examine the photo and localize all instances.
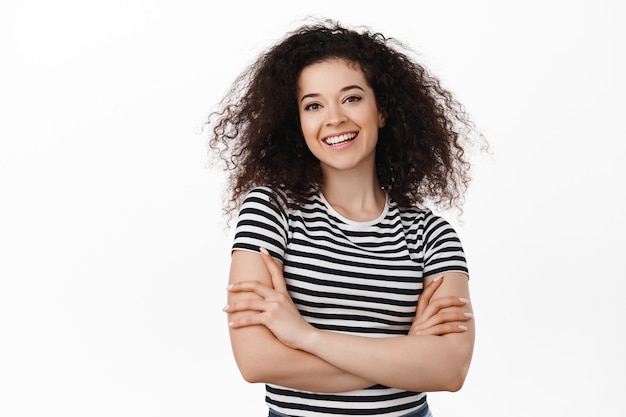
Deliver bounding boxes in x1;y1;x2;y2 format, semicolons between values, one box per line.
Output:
268;404;431;417
402;404;432;417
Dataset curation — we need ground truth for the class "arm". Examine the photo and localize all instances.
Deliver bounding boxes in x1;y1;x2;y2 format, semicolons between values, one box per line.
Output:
300;272;475;392
226;249;374;392
228;251;475;393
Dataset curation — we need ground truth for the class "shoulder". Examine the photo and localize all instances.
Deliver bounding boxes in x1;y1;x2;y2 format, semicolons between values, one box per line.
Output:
243;186;280;202
390;199;441;226
240;186;289;211
234;187;289;231
390;200;460;239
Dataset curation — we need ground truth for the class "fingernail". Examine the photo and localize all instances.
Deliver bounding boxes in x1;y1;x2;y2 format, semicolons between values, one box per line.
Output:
459;297;470;304
458;325;468;331
222;305;230;312
433;275;443;282
228;322;234;327
226;284;234;290
259;247;269;255
464;312;474;318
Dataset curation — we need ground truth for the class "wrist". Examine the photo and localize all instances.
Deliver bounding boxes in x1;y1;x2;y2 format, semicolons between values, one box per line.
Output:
297;326;322;353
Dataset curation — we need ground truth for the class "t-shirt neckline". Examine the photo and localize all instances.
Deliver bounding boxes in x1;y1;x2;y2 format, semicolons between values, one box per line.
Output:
319;191;389;226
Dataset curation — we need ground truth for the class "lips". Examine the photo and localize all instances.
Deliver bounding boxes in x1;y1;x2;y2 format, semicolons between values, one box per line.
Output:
323;132;357;146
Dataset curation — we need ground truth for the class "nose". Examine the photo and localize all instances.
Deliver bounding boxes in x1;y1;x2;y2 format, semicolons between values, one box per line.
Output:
325;105;347;126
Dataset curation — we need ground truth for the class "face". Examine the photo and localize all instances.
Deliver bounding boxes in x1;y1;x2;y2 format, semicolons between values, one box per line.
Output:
297;59;385;176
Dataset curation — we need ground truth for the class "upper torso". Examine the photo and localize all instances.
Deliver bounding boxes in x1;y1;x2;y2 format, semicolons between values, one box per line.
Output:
232;186;467;416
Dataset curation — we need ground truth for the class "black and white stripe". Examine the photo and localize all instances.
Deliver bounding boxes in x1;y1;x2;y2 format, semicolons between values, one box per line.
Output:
233;187;468;416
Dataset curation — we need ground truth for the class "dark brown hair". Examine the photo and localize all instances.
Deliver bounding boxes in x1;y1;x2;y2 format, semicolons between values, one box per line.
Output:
208;19;484;222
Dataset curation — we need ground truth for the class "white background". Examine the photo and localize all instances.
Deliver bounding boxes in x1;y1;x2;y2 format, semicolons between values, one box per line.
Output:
1;1;624;416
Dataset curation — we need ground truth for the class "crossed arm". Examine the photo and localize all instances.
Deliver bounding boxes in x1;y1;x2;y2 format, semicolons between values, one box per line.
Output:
224;249;475;393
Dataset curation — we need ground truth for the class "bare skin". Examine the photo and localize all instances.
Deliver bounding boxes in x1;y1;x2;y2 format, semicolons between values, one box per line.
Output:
225;249;474;392
224;59;475;393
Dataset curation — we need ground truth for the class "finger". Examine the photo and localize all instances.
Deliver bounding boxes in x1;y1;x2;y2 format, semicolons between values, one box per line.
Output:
416;275;443;317
410;322;470;337
417;296;470;323
409;310;472;334
259;247;288;293
228;312;267;329
417;311;473;329
224;299;270;314
227;280;277;299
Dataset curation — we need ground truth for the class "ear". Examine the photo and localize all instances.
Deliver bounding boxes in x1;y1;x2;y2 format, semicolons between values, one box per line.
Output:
378;111;386;128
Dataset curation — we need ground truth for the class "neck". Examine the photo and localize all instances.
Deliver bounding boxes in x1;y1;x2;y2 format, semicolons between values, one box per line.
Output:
320;166;386;222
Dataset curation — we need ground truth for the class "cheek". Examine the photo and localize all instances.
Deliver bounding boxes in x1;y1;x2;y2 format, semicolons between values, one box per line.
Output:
303;133;318;155
299;116;318;141
299;118;322;158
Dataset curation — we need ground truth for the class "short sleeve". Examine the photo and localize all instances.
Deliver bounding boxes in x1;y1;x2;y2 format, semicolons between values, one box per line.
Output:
232;187;289;262
422;212;469;278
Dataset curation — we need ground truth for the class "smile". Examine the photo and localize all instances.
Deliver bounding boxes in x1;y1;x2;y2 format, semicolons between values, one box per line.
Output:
324;132;357;146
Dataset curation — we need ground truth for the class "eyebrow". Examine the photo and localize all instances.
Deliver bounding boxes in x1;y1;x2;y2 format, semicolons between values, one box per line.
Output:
300;84;365;103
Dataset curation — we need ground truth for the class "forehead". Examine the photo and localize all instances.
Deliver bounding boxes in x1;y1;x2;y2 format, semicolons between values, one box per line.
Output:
297;59;367;93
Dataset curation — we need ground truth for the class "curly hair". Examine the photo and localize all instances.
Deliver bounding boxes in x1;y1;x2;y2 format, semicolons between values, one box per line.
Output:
207;18;483;222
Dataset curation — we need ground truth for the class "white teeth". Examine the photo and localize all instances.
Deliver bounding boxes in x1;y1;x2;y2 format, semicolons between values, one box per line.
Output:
324;132;357;146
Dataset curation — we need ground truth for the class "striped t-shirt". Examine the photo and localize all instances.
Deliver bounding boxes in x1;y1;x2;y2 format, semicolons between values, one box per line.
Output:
232;186;468;417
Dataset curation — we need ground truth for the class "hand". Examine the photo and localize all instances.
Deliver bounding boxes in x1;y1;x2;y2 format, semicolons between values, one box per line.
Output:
225;248;315;349
408;276;473;336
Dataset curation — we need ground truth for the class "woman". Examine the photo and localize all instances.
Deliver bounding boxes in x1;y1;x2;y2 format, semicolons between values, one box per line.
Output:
209;19;482;417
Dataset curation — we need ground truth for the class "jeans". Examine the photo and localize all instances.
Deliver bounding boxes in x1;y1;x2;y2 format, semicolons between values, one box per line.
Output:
268;404;432;417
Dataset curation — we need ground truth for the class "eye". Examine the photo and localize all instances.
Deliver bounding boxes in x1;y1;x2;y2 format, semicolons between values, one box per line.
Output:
303;102;322;111
343;95;362;104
